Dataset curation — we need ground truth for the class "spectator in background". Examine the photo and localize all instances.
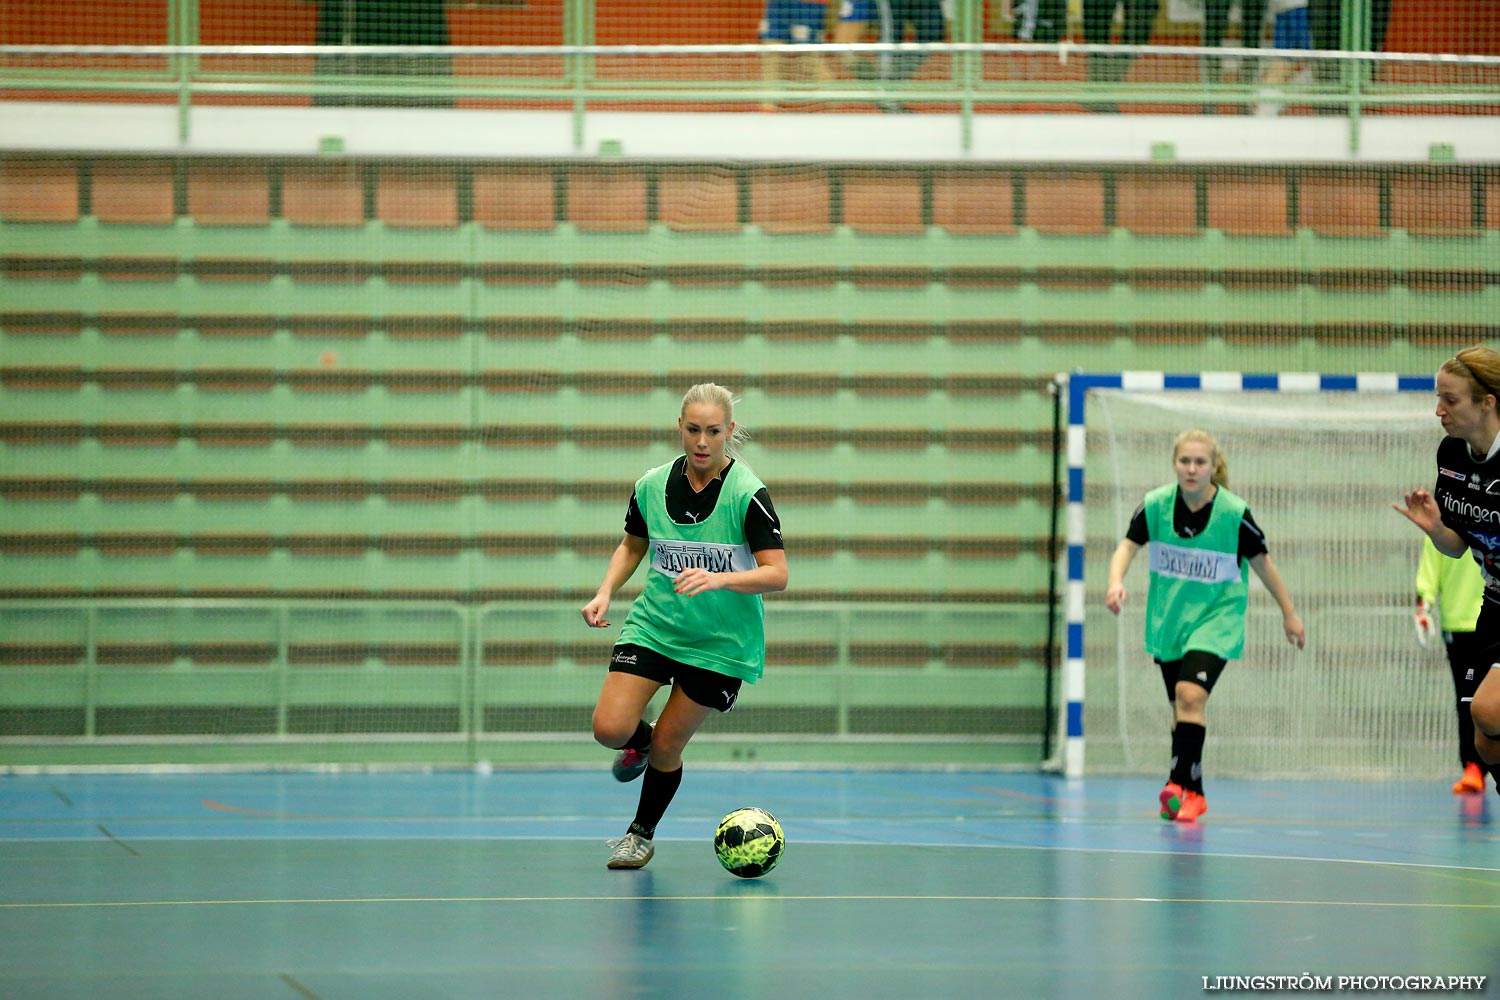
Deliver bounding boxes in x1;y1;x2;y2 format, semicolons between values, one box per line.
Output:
1254;0;1311;117
1203;0;1267;93
758;0;837;112
1013;0;1067;45
1082;0;1160;111
839;0;948;88
1307;0;1390;91
309;0;453;107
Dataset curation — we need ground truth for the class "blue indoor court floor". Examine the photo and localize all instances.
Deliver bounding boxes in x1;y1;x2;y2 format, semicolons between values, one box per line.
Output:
0;768;1496;1000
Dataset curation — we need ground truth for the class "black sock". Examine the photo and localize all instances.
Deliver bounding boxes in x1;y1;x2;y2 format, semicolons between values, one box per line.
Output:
1169;722;1206;794
628;764;683;841
1457;702;1480;769
620;720;652;752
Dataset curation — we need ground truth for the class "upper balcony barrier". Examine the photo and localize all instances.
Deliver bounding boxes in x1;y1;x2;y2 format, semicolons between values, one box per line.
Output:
1;44;1498;160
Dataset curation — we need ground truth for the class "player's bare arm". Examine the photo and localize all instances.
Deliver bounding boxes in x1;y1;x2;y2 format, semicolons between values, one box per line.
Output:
1105;538;1141;615
674;548;788;597
1249;553;1305;649
581;534;648;627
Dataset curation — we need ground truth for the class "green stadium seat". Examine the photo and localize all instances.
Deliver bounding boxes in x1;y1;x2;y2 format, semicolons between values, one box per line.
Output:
1;155;1493;622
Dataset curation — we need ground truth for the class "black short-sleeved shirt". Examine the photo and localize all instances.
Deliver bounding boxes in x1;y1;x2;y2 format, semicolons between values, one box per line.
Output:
624;457;784;553
1124;488;1268;563
1433;435;1500;604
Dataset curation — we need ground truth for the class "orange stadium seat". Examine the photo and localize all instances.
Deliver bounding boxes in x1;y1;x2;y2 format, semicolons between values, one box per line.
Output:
657;167;740;232
377;164;458;228
1024;174;1106;235
749;166;832;234
281;162;365;227
1390;172;1475;236
92;159;175;225
472;166;555;230
187;162;271;226
566;166;649;232
842;169;924;235
1115;172;1200;236
0;158;80;223
1298;171;1383;237
931;170;1015;234
1206;171;1291;236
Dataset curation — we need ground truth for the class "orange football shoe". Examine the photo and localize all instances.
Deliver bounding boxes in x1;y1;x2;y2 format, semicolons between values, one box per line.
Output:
1159;782;1185;821
1453;762;1485;796
1175;790;1208;823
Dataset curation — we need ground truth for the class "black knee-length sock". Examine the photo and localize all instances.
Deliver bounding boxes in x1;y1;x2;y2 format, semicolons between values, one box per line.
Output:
628;764;683;840
1169;722;1206;794
620;719;653;752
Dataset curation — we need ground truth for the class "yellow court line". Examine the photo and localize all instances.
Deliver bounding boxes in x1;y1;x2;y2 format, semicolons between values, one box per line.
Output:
3;894;1500;910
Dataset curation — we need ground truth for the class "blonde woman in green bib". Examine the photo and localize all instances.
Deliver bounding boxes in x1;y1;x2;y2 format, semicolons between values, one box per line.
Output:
1106;430;1305;824
582;383;789;870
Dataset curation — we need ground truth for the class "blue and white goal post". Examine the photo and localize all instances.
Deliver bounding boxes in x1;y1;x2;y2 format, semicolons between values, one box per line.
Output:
1053;371;1439;780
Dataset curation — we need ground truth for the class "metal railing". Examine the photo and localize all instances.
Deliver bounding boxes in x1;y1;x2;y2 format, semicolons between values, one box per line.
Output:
2;44;1498;155
0;598;1047;748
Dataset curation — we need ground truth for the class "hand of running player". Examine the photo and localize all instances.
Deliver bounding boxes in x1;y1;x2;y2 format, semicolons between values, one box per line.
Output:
1105;584;1127;615
1282;612;1306;650
1393;488;1443;534
580;595;610;628
673;568;721;596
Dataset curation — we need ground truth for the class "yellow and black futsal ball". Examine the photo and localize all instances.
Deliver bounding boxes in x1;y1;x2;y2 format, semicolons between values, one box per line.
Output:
714;806;785;878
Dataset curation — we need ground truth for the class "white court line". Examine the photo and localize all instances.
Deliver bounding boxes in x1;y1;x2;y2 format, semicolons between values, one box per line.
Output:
3;832;1497;875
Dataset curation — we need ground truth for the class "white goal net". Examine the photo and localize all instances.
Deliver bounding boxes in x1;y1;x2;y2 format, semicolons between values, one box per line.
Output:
1080;385;1460;779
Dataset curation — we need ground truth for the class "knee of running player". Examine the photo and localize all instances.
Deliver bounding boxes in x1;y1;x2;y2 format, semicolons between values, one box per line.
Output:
1173;681;1209;721
1464;695;1500;758
1473;725;1500;766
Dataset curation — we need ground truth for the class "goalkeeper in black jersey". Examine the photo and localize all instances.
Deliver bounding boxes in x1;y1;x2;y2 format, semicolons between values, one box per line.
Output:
1396;346;1500;789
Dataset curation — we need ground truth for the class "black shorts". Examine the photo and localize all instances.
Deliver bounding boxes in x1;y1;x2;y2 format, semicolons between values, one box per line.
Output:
1474;601;1500;676
1446;630;1490;700
1156;650;1228;700
608;643;742;713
